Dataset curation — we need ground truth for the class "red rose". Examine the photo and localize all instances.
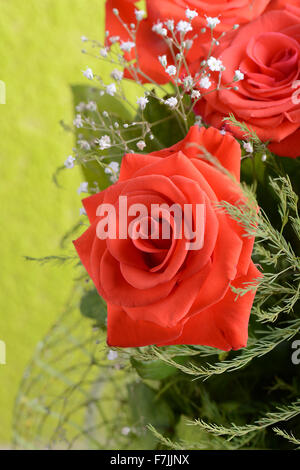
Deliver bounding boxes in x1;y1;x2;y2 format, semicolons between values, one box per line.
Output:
74;126;260;350
196;9;300;158
268;0;300;15
105;0;271;84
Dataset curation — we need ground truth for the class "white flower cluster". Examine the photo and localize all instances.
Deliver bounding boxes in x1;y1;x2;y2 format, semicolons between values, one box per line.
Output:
186;8;198;20
206;16;220;29
64;155;75;169
135;9;145;22
73;114;83;128
243;141;254;154
176;20;193;34
166;65;177;76
105;161;120;183
98;135;111;150
111;69;124;81
137;96;149;110
199;76;211;89
234;69;244;81
106;83;117;96
152;12;197;38
77;182;89;194
152;22;167;37
207;56;225;72
164;97;178;108
107;349;118;361
82;67;93;80
120;41;135;52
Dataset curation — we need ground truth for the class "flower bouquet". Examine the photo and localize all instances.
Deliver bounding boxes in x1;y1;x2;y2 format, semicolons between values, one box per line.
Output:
14;0;300;450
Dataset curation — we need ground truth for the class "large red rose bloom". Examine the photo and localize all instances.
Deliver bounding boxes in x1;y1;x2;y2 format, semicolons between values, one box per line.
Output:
74;126;261;350
195;9;300;158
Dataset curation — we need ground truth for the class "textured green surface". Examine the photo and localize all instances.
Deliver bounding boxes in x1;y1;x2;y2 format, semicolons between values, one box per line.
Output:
0;0;102;443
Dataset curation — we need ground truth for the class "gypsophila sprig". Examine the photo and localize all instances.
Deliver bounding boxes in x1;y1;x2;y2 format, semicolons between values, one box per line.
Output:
72;8;248;151
64;156;75;169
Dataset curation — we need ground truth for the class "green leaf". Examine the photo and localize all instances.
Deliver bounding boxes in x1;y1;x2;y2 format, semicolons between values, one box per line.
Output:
79;289;107;327
142;93;192;151
127;382;175;449
130;357;185;381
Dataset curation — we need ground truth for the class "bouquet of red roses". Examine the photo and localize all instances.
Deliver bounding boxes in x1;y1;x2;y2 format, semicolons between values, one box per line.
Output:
14;1;300;450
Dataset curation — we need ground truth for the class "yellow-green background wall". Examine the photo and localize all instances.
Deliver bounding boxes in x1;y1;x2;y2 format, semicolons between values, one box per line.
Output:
0;0;104;443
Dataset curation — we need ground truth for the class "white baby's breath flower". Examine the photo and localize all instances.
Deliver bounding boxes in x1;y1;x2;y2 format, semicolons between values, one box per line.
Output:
111;68;124;81
165;19;174;31
152;22;167;36
243;141;254;153
164;97;178;108
81;35;88;42
98;135;111;150
82;67;93;80
234;69;244;81
166;65;177;76
121;427;131;436
73;114;83;128
100;47;109;57
76;102;86;112
158;55;167;67
191;90;201;99
185;8;198;20
195;115;203;126
199;76;212;89
183;76;193;89
120;41;135;52
137;140;146;151
109;35;120;44
107;350;118;361
77;182;89;194
64;155;75;169
106;83;117;96
105;161;119;174
220;129;226;135
137;96;149;110
206;16;220;29
176;20;193;34
183;39;194;50
135;9;145;21
207;56;225;72
78;139;91;150
86;101;97;112
79;207;87;216
105;162;120;182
